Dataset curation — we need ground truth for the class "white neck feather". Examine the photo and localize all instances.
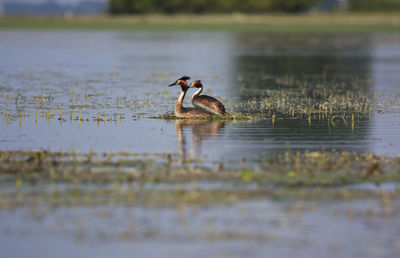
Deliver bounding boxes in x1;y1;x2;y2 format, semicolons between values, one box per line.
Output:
177;90;186;107
192;86;203;100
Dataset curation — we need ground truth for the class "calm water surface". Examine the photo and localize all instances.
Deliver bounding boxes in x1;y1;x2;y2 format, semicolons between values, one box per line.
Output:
1;30;400;258
1;199;399;258
1;31;400;165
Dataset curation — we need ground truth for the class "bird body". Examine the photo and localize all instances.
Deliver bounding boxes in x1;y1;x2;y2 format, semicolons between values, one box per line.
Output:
189;80;226;116
174;87;210;118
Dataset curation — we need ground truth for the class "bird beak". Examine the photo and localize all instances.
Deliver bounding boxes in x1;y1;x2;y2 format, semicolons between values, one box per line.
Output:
168;80;178;87
188;83;193;88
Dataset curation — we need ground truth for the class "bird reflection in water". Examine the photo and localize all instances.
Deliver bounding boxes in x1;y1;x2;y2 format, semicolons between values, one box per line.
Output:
174;120;226;164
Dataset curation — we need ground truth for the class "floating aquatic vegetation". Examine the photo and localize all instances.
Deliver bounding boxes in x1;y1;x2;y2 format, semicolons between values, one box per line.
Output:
1;70;400;129
154;112;257;121
235;75;400;118
0;150;399;211
0;150;399;188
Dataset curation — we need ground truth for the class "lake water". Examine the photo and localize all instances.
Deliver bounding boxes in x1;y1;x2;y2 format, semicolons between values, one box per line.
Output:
1;30;400;258
1;198;399;258
1;31;400;166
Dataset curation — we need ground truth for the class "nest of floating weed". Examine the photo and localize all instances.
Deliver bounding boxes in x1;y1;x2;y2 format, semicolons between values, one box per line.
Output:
154;112;257;121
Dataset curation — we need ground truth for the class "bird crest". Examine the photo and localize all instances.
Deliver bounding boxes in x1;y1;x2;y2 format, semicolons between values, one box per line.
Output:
178;76;191;81
168;75;191;87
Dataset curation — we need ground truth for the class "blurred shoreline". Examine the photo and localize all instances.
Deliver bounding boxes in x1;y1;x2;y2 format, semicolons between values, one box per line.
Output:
1;13;400;32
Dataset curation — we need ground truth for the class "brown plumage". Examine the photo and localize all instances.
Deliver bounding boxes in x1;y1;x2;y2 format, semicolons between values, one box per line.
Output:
189;80;227;116
168;76;210;118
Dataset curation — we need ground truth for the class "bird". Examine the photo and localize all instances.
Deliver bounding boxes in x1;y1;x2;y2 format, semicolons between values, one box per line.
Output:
168;76;210;118
188;80;227;116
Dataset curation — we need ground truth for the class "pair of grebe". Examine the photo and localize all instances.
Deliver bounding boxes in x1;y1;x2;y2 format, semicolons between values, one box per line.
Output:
168;76;227;118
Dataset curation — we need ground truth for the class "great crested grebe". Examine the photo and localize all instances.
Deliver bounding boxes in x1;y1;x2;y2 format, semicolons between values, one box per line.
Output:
189;80;227;116
168;76;210;118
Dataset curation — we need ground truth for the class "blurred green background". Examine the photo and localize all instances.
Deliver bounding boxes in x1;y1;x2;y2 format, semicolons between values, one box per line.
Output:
1;0;400;16
108;0;400;14
109;0;320;14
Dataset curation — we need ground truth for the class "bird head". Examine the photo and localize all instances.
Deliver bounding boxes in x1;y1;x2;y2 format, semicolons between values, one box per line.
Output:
189;80;203;88
168;76;190;91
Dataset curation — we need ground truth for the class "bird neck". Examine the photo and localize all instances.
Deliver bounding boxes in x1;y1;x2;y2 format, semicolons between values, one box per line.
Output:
175;88;187;111
192;86;203;100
